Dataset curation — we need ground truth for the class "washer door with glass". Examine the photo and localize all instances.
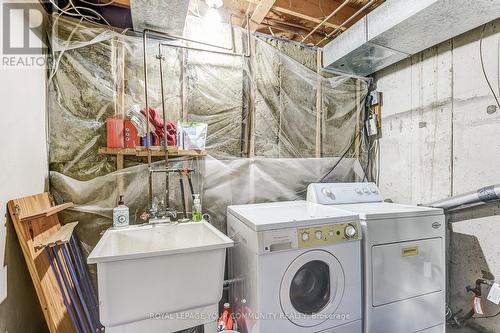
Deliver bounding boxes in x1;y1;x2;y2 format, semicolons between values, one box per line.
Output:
280;250;345;327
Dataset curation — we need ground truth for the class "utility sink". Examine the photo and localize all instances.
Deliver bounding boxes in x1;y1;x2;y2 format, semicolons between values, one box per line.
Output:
88;222;233;332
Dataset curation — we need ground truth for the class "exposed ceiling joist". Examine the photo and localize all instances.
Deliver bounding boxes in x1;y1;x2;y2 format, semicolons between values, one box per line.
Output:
249;0;277;32
243;0;357;28
316;0;378;45
69;0;381;46
301;0;351;42
269;7;341;30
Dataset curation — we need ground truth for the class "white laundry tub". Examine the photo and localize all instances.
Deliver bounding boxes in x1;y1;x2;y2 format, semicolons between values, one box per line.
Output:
88;222;233;332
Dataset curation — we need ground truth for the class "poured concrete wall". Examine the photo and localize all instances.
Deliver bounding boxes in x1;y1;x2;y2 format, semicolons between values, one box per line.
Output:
374;19;500;332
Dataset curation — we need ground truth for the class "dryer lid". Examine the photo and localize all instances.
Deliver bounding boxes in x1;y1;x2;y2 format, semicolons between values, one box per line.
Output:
227;201;358;231
333;202;443;220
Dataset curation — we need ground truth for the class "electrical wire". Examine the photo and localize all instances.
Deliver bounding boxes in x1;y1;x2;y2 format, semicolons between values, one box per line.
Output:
480;24;500;109
48;0;111;26
317;0;327;19
445;305;453;320
292;130;361;200
360;92;379;183
47;0;115;84
48;13;85;83
320;131;360;182
298;91;378;193
79;0;117;6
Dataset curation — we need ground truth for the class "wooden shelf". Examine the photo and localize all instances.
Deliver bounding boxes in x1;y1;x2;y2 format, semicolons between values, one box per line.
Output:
35;222;78;250
98;147;207;158
19;202;74;222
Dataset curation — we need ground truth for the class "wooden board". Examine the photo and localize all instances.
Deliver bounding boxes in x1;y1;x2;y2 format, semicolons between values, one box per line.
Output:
272;0;357;26
8;193;76;333
249;0;277;31
98;146;207;157
35;222;79;250
19;202;74;222
315;49;323;158
92;0;380;45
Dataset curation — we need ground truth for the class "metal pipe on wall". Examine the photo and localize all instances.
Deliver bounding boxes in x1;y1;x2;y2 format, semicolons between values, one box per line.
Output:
160;43;248;57
142;16;252;209
277;62;282;157
157;43;170;209
142;29;153;209
427;184;500;211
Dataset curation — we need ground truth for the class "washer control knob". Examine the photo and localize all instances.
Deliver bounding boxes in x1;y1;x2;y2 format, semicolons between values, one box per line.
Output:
344;225;357;238
355;188;362;195
301;232;310;241
370;187;378;193
363;188;370;194
315;231;323;240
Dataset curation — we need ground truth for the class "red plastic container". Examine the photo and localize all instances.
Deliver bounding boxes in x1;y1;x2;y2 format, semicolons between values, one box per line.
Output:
124;120;140;148
106;118;125;148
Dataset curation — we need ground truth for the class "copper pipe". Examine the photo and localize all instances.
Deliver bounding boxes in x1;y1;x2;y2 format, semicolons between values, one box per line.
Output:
301;0;350;43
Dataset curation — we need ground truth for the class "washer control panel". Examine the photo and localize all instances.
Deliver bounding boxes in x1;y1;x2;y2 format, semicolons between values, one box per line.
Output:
298;221;361;248
307;182;383;205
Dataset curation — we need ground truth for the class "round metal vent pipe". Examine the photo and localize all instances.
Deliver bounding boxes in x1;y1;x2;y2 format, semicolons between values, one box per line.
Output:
427;184;500;210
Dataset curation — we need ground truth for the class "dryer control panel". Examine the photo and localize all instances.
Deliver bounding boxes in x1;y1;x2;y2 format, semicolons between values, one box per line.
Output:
307;182;383;205
298;221;361;249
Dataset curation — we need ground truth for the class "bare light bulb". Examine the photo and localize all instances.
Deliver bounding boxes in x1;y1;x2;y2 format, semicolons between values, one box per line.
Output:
205;0;223;9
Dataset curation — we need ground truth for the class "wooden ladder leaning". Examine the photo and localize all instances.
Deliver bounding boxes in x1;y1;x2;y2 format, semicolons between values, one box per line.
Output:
7;192;101;333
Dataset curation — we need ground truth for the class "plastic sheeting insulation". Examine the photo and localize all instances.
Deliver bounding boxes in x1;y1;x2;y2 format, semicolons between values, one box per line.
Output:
46;16;371;255
51;156;363;255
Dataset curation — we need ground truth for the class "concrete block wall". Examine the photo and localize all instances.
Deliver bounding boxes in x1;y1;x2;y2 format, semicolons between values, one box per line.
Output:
375;19;500;332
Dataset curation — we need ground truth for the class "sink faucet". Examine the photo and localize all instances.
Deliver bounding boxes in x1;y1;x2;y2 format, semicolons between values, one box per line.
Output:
149;211;178;224
147;197;178;224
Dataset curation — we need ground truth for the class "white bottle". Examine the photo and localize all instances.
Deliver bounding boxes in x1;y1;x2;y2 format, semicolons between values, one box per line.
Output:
113;195;129;227
192;194;202;222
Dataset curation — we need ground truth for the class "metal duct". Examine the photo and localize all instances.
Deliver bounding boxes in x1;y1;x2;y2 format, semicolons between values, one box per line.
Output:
130;0;189;35
322;0;500;76
427;185;500;210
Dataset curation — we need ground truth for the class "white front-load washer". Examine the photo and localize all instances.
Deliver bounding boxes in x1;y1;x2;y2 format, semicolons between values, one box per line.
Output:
307;183;446;333
228;201;363;333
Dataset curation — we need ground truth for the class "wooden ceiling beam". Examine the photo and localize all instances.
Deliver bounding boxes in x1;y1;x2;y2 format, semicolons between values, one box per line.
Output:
88;0;354;34
273;0;358;26
244;0;355;29
249;0;277;32
270;8;342;30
